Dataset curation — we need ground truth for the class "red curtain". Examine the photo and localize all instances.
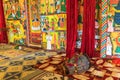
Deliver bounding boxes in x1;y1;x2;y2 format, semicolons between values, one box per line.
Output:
81;0;96;58
66;0;78;59
0;0;8;43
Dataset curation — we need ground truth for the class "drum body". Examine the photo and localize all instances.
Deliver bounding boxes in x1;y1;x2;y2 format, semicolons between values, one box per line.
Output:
65;54;90;75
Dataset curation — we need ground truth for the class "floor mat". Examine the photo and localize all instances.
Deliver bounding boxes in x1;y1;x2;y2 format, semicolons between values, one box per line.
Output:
22;69;69;80
0;44;40;63
0;45;57;79
34;55;120;80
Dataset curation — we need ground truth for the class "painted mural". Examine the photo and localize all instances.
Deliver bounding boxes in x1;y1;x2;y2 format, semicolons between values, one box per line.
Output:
40;0;66;15
3;0;66;50
106;0;120;56
28;0;42;46
3;0;27;45
42;31;66;50
41;14;67;50
28;0;66;49
95;0;101;51
40;14;66;32
4;0;26;20
6;20;26;44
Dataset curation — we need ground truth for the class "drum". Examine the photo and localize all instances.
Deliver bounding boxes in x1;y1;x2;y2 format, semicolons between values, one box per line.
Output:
64;53;90;75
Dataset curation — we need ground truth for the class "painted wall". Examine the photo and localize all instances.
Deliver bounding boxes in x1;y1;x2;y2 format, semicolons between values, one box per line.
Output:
38;0;67;50
107;0;120;56
3;0;67;51
3;0;27;45
101;0;120;57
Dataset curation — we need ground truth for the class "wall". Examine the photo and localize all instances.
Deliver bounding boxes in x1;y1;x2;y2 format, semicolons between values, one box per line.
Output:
3;0;27;45
101;0;120;58
3;0;67;51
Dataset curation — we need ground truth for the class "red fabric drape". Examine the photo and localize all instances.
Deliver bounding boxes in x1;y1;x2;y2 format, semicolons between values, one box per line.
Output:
0;0;8;43
66;0;78;59
81;0;96;58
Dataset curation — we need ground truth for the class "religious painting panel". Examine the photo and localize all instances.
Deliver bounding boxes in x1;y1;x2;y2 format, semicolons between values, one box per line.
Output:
40;0;66;15
55;14;67;30
41;31;66;50
40;14;66;50
42;32;59;50
57;31;66;50
40;15;58;32
109;32;120;56
3;0;27;45
3;0;26;20
106;33;113;56
6;20;26;45
95;0;101;51
108;0;120;31
28;0;42;47
55;0;66;14
40;14;66;32
104;0;120;56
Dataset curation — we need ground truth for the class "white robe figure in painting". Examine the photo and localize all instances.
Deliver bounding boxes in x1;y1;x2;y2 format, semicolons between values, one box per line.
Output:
46;32;52;50
107;18;114;32
106;36;112;56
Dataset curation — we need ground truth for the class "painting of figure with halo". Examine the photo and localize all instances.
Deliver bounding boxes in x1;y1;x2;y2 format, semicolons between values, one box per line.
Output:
4;0;26;20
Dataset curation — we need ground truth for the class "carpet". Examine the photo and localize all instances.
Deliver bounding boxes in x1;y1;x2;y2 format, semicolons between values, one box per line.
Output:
22;69;70;80
34;54;120;80
0;44;57;80
0;44;40;63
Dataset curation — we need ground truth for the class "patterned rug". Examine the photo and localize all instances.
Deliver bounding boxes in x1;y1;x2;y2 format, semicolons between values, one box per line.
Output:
0;50;57;80
33;54;120;80
1;44;120;80
22;69;70;80
0;44;40;63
